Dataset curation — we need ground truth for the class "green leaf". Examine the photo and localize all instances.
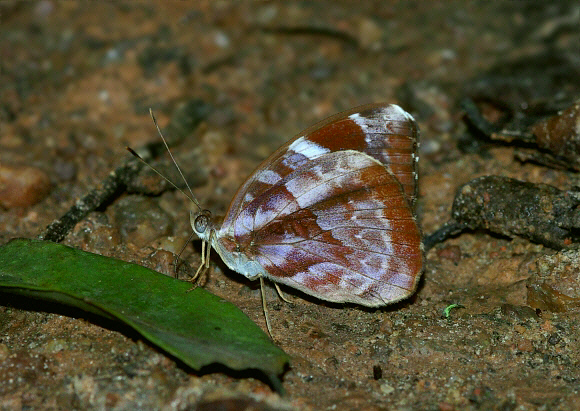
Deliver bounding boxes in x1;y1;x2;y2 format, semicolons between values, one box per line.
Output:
0;238;289;379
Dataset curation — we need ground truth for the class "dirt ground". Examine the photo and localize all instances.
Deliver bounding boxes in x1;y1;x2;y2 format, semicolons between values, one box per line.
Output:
1;1;579;410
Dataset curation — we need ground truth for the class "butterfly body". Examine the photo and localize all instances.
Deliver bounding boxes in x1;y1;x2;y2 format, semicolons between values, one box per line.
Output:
191;103;423;307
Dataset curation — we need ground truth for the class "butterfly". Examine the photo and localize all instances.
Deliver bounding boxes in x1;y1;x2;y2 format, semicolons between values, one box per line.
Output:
187;103;422;306
138;103;423;334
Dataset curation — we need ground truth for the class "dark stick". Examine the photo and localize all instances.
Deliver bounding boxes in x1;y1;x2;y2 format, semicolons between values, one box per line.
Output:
423;220;467;252
460;97;499;137
38;148;152;242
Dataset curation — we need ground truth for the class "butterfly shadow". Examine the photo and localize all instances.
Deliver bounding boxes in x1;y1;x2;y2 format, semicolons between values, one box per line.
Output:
206;258;427;334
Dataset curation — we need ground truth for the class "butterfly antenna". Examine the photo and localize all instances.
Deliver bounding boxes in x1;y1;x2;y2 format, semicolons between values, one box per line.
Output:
149;108;201;211
126;146;198;208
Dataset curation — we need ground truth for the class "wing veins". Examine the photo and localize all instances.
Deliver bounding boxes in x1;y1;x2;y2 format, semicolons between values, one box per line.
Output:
258;228;417;259
307;237;419;265
251;161;403;232
251;161;381;231
302;235;418;259
231;146;332;222
284;243;410;295
308;210;415;221
256;241;408;298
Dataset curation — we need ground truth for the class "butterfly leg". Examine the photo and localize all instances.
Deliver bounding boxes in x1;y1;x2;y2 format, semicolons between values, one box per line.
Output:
186;240;211;292
259;276;274;338
274;283;293;304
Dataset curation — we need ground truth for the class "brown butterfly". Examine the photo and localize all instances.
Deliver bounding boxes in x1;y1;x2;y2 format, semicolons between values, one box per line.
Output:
137;103;423;334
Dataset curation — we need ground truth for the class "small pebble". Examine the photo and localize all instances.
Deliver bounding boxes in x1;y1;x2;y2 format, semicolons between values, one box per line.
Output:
0;164;51;208
380;381;395;395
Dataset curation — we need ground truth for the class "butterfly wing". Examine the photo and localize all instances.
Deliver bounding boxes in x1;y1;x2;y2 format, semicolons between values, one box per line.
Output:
215;149;421;306
212;104;422;306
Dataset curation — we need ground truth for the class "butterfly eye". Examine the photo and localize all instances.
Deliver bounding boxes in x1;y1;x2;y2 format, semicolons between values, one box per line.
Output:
193;213;209;233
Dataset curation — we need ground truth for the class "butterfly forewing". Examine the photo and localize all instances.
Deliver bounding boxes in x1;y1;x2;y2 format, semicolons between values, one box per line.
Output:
297;103;419;209
222;104;419;232
210;103;422;306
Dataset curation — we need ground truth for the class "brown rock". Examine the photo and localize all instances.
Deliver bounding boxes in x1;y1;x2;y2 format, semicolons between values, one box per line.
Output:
0;164;51;209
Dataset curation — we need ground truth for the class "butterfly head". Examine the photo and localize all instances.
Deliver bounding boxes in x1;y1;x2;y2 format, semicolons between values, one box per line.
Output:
190;209;215;243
